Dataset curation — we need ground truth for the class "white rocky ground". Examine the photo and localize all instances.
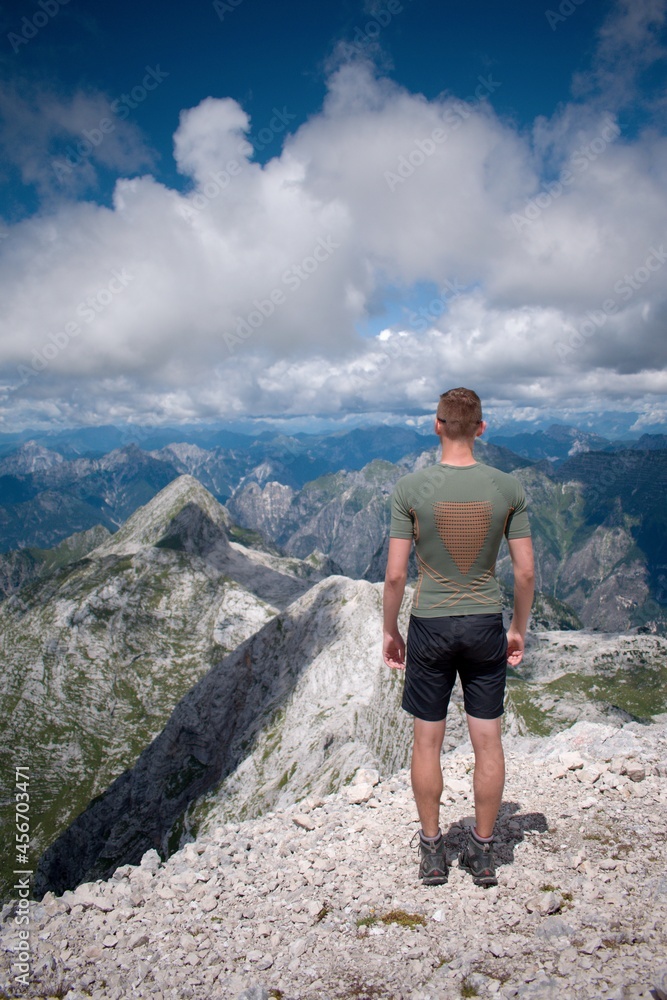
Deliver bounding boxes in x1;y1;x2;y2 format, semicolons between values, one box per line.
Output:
3;720;666;1000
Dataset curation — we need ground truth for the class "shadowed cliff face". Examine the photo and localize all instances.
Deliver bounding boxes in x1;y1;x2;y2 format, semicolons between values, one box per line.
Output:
34;576;383;897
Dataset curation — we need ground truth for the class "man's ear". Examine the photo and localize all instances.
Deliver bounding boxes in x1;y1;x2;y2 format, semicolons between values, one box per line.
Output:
476;420;487;438
434;417;441;436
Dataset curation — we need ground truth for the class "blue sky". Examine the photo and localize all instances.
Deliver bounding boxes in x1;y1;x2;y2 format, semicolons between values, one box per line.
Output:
1;0;611;217
0;0;666;433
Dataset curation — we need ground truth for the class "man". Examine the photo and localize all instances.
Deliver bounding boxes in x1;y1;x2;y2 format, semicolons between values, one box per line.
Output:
383;388;534;887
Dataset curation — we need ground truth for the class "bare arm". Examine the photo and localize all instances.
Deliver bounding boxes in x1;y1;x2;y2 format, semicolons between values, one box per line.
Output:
506;535;535;666
382;537;412;670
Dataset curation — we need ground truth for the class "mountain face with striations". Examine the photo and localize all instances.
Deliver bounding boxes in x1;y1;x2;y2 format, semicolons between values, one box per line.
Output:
226;440;530;582
0;523;111;600
227;444;667;633
0;475;331;902
3;429;666;632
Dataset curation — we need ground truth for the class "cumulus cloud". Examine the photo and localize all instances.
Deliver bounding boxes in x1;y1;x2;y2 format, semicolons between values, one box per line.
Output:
0;2;666;431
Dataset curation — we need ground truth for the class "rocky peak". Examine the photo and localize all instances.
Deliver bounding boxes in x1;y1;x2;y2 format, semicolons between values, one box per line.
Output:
0;440;64;474
97;474;231;555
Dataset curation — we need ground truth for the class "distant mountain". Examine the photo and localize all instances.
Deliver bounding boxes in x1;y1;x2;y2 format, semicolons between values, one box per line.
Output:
608;433;667;452
0;429;439;553
0;443;181;552
555;449;667;611
3;428;667;633
0;423;254;459
490;453;667;632
488;424;611;463
0;475;331;902
229;444;667;633
490;425;667;463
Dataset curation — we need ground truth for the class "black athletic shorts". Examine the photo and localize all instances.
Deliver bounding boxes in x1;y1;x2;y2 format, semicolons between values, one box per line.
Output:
402;613;507;721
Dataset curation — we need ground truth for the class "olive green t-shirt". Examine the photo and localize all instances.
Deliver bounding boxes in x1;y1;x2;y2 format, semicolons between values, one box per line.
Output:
389;462;531;618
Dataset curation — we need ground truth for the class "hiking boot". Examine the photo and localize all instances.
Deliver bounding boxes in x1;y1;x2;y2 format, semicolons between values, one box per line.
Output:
416;833;449;886
458;831;497;887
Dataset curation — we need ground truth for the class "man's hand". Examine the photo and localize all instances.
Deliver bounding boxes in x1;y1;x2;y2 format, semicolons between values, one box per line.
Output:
506;628;525;666
383;630;406;670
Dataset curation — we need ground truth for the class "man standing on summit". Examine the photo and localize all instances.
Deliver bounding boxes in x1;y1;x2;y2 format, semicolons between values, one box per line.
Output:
383;388;534;887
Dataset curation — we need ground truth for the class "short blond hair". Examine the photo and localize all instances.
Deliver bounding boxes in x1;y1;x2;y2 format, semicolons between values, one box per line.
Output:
436;387;482;440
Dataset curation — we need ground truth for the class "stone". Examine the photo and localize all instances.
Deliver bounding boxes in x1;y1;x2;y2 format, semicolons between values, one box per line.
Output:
4;718;665;1000
526;892;562;916
351;768;380;786
129;933;149;949
72;891;114;912
444;777;469;795
576;764;602;784
289;938;308;958
292;814;316;831
345;782;374;804
559;752;584;770
140;848;162;872
579;935;602;954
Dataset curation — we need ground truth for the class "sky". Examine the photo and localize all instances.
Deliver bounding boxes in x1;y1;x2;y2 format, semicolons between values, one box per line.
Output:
0;0;666;434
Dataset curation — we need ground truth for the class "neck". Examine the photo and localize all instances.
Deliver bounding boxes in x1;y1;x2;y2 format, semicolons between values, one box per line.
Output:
439;437;477;467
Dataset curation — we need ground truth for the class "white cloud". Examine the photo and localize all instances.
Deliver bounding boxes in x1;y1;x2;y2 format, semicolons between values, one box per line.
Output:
1;7;666;432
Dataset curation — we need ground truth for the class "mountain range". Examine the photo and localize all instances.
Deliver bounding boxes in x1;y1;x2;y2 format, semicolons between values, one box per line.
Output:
2;424;667;901
2;428;667;633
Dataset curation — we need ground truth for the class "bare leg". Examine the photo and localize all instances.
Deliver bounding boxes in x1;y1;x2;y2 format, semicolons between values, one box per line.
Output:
466;715;504;838
411;718;446;838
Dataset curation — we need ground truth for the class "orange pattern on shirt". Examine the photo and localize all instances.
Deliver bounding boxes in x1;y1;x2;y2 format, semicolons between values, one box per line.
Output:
432;500;493;574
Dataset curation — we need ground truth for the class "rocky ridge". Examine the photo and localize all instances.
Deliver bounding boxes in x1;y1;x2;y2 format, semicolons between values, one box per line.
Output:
2;720;666;1000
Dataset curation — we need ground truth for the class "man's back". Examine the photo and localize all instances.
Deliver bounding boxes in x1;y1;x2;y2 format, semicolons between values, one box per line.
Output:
382;388;535;888
390;461;530;617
